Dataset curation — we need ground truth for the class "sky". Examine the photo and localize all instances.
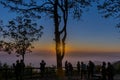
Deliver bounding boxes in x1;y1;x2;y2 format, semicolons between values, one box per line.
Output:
0;1;120;65
34;5;120;53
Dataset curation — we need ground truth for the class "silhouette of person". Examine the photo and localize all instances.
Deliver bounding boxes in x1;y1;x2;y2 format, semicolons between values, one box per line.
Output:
40;60;46;77
20;59;25;80
13;63;16;68
65;60;69;76
68;62;73;76
15;60;21;80
81;62;87;80
88;60;95;79
107;62;114;80
77;61;80;75
12;63;16;78
101;62;107;80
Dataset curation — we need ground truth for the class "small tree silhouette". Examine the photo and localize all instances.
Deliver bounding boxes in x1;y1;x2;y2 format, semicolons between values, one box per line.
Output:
0;16;43;61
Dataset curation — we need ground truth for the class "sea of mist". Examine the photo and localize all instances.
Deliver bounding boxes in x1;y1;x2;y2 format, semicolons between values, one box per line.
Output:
0;51;120;67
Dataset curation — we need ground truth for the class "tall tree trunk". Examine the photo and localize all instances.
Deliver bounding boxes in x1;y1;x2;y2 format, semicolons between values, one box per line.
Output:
54;0;61;69
54;0;64;77
53;0;69;78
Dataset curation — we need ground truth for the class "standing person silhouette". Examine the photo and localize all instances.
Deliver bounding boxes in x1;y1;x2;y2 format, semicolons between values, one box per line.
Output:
68;62;73;76
12;63;16;77
107;62;114;80
77;61;80;75
15;60;21;80
88;61;95;80
40;60;46;77
101;62;107;80
65;61;69;76
81;62;87;80
20;59;25;80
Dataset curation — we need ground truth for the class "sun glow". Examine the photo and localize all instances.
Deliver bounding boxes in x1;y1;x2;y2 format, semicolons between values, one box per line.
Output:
33;42;73;54
47;44;73;54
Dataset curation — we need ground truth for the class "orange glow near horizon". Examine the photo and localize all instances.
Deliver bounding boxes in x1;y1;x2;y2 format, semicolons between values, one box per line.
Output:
69;43;120;53
33;42;74;54
32;41;120;55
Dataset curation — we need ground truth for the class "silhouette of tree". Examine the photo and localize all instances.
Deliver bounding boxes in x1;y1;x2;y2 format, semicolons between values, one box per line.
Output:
0;16;43;61
97;0;120;27
0;20;5;50
0;0;95;76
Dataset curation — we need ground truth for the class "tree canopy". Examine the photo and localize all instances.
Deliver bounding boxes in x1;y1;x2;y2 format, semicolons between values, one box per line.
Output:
0;16;43;60
97;0;120;27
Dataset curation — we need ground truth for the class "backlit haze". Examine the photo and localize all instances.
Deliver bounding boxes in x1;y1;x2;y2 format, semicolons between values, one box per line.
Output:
0;4;120;67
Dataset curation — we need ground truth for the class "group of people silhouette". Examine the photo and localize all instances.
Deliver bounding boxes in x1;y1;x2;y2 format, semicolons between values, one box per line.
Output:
11;60;114;80
65;60;114;80
101;62;114;80
12;60;46;80
65;61;73;76
12;59;25;80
